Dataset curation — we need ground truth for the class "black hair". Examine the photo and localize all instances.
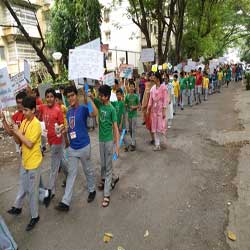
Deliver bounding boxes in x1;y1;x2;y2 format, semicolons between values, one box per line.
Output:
116;88;123;95
154;71;162;83
99;84;111;98
173;74;178;79
65;86;78;95
55;93;63;100
129;81;135;87
115;79;119;85
45;88;56;97
180;71;184;77
22;96;36;110
16;91;27;101
32;88;40;97
59;85;65;90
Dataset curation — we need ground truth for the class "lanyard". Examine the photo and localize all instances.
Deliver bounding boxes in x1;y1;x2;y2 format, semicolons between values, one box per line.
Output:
68;107;78;131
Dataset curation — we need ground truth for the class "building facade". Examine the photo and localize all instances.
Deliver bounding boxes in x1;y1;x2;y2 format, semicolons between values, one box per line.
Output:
0;0;52;75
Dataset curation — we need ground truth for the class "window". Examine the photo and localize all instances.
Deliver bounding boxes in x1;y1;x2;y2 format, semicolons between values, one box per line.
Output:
13;5;37;26
8;42;17;62
105;31;111;41
104;9;110;22
16;41;38;61
0;47;5;61
107;52;112;62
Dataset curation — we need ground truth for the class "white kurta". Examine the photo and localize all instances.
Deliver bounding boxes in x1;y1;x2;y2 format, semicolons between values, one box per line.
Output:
167;83;174;120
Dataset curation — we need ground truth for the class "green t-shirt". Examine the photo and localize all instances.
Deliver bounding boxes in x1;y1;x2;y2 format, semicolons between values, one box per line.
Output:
125;94;139;119
179;77;187;90
188;76;195;90
94;98;117;142
111;100;125;129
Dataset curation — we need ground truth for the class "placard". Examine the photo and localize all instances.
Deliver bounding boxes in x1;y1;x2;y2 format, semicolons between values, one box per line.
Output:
24;59;30;83
68;48;104;80
119;64;133;79
103;72;115;86
75;38;101;51
11;72;28;94
38;83;52;99
152;64;158;72
0;67;16;108
140;48;155;63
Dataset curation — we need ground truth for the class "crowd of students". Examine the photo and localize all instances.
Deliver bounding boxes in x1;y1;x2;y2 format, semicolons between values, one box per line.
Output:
0;63;239;232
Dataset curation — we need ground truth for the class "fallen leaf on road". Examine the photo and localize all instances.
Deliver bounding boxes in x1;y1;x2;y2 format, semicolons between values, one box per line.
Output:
227;231;236;241
144;230;149;238
103;232;113;243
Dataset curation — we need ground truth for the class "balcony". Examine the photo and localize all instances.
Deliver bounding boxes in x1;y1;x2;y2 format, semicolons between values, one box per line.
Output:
2;25;40;42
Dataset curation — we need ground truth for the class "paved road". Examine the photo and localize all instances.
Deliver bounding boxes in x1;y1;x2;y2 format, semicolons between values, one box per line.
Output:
0;84;240;250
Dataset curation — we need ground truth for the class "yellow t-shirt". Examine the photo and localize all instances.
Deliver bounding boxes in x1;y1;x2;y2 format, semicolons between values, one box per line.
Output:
203;77;209;89
218;71;223;81
173;80;180;97
20;117;42;170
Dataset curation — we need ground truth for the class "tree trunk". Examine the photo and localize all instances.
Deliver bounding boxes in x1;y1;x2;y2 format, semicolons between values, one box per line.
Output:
2;0;56;80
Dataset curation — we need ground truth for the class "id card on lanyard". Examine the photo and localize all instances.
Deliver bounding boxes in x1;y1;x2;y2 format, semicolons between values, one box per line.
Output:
69;108;78;140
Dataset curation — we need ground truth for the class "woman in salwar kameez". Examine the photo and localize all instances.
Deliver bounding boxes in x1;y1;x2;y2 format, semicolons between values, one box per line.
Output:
147;72;169;151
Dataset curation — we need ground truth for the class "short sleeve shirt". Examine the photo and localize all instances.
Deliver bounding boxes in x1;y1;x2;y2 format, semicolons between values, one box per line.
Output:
94;98;117;142
20;117;42;170
125;94;139;119
66;105;90;150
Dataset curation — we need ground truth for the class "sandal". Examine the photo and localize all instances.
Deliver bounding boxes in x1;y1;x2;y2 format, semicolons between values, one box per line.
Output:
111;176;119;190
98;179;105;191
102;197;110;208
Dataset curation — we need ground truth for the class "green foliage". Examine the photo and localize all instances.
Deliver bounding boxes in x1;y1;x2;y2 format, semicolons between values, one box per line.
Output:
47;0;102;66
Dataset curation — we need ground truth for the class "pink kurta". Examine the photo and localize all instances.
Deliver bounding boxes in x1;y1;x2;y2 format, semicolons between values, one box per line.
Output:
148;84;168;133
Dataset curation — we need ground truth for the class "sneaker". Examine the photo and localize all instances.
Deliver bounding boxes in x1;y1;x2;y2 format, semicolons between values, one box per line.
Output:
26;216;40;231
153;145;161;151
7;207;22;215
150;140;155;145
168;125;171;129
130;145;136;151
55;202;70;212
43;190;54;208
124;146;129;152
87;191;96;203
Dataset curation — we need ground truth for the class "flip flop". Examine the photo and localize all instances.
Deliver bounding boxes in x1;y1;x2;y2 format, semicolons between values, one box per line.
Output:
111;176;119;190
102;197;110;208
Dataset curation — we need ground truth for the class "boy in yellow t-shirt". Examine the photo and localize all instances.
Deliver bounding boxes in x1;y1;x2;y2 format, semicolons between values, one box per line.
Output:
172;74;180;115
203;72;209;101
1;96;42;231
217;68;223;93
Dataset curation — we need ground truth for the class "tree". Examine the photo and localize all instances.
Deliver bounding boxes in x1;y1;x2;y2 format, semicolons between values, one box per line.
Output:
114;0;177;64
48;0;102;66
1;0;56;80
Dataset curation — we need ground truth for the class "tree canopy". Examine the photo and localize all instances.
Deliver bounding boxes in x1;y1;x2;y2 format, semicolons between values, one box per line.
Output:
48;0;102;66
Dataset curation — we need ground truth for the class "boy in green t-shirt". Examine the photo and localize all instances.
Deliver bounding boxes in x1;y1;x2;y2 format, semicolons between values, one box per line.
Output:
111;88;130;151
188;70;196;107
93;85;119;207
179;72;187;110
125;82;139;151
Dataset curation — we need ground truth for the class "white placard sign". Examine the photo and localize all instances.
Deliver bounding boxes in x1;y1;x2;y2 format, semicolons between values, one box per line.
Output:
140;48;155;63
38;83;52;99
103;72;115;86
75;38;101;51
11;72;28;94
24;59;31;83
184;65;191;73
68;48;104;80
119;64;134;79
0;67;16;108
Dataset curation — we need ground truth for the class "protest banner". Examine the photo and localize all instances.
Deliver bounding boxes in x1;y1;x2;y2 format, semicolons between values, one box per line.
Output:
38;83;52;99
163;63;168;70
24;59;30;83
75;38;101;51
119;64;133;79
68;48;104;80
158;65;163;71
103;72;115;86
184;65;191;73
0;67;16;108
140;48;155;63
11;72;27;94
